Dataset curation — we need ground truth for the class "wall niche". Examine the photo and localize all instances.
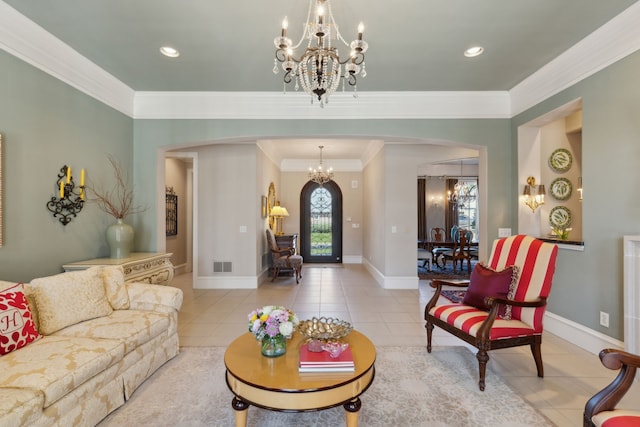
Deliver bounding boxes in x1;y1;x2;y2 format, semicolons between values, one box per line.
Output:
518;99;583;249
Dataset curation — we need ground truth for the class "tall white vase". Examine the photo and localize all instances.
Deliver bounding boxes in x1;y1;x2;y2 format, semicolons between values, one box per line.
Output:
106;218;134;259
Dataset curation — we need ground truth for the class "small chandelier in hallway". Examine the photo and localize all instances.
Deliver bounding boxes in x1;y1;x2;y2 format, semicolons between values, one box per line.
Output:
308;145;334;186
272;0;368;107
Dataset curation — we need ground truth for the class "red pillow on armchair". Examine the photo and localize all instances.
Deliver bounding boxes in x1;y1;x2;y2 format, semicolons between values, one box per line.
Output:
462;263;519;319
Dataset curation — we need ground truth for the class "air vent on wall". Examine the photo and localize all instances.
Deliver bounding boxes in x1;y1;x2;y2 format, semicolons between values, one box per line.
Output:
213;261;232;273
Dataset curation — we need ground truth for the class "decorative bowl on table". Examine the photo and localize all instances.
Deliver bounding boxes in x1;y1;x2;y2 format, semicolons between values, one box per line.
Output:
297;317;353;341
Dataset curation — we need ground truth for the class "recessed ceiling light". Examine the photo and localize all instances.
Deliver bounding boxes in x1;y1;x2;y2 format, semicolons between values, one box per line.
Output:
464;46;484;58
160;46;180;58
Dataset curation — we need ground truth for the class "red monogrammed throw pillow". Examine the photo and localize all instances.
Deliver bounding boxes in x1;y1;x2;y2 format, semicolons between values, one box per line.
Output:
0;283;41;355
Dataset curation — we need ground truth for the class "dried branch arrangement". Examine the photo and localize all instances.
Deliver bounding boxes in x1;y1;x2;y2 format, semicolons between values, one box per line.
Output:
87;155;146;219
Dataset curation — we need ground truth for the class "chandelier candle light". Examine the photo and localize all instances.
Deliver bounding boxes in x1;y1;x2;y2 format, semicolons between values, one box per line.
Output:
308;145;334;185
273;0;368;107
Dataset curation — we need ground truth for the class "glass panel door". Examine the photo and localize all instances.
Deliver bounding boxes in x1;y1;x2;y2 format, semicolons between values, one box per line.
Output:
300;181;342;263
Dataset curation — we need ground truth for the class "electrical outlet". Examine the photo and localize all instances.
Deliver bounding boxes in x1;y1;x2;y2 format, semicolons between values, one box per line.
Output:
599;311;609;328
498;228;512;238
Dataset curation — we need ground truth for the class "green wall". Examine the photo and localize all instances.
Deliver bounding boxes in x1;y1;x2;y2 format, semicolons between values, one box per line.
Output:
512;50;640;339
0;51;133;281
4;42;640;340
133;118;512;251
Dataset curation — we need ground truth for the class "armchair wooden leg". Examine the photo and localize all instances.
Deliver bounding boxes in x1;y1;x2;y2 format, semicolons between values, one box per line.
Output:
531;342;544;377
271;267;279;282
476;350;489;391
425;321;434;353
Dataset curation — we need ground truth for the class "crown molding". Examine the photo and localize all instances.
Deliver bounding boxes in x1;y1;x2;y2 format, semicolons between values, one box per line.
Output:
1;0;639;120
281;158;363;172
0;1;135;116
510;1;640;116
133;91;510;119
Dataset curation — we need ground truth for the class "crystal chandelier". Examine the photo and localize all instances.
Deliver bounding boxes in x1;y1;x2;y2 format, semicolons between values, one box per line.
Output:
447;161;476;206
273;0;368;107
308;145;334;185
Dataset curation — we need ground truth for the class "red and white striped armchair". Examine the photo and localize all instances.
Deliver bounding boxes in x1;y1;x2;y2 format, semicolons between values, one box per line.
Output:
425;235;558;391
584;348;640;427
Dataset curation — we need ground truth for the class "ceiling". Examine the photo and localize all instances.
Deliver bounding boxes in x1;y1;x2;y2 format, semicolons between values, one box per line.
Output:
3;0;638;164
5;0;637;92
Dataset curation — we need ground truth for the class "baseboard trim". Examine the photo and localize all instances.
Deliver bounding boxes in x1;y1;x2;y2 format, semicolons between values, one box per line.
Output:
383;276;419;290
362;259;418;289
544;311;624;355
172;263;188;276
342;256;363;264
194;275;258;289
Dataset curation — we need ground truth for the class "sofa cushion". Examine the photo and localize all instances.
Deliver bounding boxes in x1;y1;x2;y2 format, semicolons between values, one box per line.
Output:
30;267;113;335
54;310;170;353
429;304;537;340
100;266;130;310
0;335;124;407
0;388;44;427
0;283;41;355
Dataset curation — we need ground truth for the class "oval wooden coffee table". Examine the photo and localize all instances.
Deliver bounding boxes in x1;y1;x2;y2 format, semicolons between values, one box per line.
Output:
225;330;376;427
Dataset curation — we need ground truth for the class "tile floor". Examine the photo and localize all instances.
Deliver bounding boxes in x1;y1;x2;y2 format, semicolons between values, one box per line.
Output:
174;264;639;426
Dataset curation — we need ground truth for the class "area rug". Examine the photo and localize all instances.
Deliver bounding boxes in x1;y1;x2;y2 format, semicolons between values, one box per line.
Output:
418;260;477;280
441;289;467;303
98;346;551;427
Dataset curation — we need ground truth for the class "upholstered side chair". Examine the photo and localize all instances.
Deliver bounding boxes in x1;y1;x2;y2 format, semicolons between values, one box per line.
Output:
265;228;303;284
584;348;640;426
425;234;558;391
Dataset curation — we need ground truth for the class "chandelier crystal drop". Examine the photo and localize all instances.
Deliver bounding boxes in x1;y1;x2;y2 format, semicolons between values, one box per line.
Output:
273;0;368;107
447;161;476;206
308;145;334;185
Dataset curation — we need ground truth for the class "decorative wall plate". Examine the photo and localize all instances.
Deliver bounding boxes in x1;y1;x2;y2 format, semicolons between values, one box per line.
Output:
549;206;572;228
550;177;572;201
549;148;572;172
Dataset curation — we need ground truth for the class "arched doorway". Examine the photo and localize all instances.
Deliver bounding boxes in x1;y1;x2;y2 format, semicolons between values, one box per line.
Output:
300;181;343;263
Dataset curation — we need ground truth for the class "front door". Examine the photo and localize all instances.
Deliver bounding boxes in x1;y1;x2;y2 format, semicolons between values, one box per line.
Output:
300;181;342;263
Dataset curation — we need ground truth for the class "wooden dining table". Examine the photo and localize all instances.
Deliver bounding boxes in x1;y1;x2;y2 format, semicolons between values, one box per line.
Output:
418;240;479;270
419;240;479;250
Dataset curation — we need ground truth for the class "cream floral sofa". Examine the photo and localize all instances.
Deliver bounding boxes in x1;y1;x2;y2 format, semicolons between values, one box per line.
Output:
0;265;183;426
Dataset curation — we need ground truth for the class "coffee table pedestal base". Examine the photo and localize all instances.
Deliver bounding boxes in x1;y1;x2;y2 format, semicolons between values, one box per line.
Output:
230;396;364;427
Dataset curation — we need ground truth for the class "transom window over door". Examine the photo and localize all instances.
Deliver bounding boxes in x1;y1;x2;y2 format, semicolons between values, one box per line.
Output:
300;181;342;263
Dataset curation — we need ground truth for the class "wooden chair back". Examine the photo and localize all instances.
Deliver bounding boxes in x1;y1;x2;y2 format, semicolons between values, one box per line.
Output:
430;227;445;242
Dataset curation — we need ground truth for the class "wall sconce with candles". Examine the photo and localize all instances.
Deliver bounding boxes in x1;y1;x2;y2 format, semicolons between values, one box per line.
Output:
269;203;289;236
429;194;444;207
46;165;85;225
522;176;545;213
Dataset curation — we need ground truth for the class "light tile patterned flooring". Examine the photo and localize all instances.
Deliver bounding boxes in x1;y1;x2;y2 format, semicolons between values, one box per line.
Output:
174;264;639;426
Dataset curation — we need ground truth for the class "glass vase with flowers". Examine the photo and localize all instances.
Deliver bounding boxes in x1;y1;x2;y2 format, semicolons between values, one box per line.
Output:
248;305;298;357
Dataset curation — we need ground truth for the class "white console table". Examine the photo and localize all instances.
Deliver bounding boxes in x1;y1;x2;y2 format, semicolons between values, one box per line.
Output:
63;252;174;285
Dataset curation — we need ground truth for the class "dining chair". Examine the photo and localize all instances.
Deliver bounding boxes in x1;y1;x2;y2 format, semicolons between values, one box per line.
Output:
441;228;473;272
429;227;447;269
